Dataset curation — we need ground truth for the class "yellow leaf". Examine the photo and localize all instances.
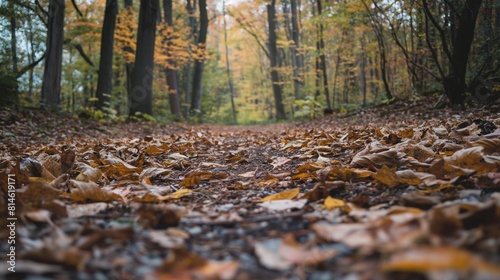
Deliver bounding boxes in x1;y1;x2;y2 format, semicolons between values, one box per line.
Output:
291;172;315;180
373;165;399;187
323;196;345;210
260;188;300;202
161;189;192;201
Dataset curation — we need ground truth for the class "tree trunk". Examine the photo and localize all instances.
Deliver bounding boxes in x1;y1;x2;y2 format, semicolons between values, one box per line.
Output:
123;0;134;112
95;0;118;110
290;0;302;100
184;0;197;119
27;15;35;100
267;0;286;119
129;0;159;117
163;0;182;120
41;0;65;109
360;36;367;107
190;0;208;117
444;0;483;106
316;0;331;111
223;0;237;123
10;16;17;73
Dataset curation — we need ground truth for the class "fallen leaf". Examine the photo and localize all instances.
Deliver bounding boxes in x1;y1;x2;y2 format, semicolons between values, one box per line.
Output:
260;188;300;202
323;196;346;210
381;246;500;277
64;180;123;202
259;199;307;211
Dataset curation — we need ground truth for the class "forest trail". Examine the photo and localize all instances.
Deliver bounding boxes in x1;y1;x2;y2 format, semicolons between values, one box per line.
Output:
1;101;500;279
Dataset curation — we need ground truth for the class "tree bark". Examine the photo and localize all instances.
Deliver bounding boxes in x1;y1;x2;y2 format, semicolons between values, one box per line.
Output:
163;0;182;120
129;0;159;117
184;0;197;118
364;0;392;100
95;0;118;110
123;0;134;111
41;0;65;109
190;0;208;117
223;0;237;123
316;0;331;110
444;0;483;106
10;16;17;73
267;0;285;120
290;0;302;100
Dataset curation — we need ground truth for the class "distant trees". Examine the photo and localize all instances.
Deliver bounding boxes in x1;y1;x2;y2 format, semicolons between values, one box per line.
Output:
1;0;498;121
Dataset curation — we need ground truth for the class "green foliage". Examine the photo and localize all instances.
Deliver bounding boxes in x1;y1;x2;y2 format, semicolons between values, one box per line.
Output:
337;103;360;114
130;111;156;122
0;70;18;107
294;96;322;119
77;94;118;121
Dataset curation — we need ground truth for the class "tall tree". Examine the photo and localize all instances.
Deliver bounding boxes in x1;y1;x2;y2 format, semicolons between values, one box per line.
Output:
129;0;159;117
123;0;134;107
163;0;182;120
422;0;483;106
41;0;65;109
267;0;286;119
222;0;237;123
444;0;483;106
190;0;208;117
290;0;302;100
95;0;118;110
315;0;331;111
362;0;392;100
10;4;17;73
184;0;197;118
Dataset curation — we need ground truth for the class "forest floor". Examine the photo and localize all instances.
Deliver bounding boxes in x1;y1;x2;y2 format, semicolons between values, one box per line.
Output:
1;97;500;280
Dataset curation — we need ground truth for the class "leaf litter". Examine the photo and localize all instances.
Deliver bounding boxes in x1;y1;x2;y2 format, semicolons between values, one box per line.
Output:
1;102;500;279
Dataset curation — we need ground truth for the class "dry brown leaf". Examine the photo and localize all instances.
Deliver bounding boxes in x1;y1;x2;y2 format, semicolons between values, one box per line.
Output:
156;248;237;280
381;246;500;277
373;165;399;187
271;156;291;169
139;167;172;181
74;162;103;182
351;148;401;168
312;222;373;248
470;138;500;155
64;180;123;202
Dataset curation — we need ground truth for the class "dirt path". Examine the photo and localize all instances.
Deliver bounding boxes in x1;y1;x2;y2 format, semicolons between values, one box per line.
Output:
1;102;500;279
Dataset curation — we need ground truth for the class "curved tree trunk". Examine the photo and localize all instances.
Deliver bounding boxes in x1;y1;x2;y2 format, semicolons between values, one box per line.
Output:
96;0;118;110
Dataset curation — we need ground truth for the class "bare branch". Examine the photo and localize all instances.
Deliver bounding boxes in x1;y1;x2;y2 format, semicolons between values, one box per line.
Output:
421;0;454;69
71;0;84;17
16;52;46;78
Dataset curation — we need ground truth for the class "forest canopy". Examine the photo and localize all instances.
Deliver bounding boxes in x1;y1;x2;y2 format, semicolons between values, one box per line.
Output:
1;0;499;123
